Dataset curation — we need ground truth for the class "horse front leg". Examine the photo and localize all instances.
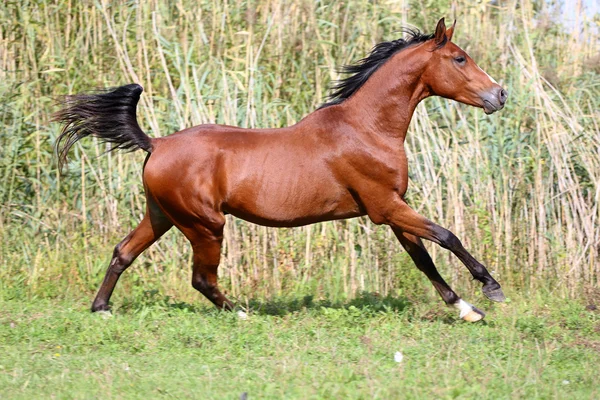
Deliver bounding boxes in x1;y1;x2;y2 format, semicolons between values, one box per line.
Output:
368;198;505;303
393;228;485;322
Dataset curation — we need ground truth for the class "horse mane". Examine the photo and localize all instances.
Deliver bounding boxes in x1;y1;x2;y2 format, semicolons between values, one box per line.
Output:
320;29;440;108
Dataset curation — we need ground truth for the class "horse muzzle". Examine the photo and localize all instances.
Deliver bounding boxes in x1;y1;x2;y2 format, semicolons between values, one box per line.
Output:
481;87;508;114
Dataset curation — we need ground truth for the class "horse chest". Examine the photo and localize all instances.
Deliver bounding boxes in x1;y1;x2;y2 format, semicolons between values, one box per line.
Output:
340;146;409;197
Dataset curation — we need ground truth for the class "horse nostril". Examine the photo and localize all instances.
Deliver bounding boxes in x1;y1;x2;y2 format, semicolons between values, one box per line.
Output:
499;89;508;104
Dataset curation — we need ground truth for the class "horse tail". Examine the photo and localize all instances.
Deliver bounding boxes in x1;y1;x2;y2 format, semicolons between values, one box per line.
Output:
53;83;152;171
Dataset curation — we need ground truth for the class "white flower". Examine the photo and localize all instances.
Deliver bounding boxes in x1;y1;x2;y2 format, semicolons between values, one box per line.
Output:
394;351;403;363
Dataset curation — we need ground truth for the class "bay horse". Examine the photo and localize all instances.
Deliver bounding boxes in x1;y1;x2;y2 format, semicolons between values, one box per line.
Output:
54;18;508;322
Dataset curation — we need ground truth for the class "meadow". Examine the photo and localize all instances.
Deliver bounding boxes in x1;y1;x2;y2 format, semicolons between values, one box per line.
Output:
1;293;599;398
0;0;599;398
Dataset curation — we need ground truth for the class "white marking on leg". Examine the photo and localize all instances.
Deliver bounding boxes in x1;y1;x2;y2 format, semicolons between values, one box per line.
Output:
237;310;248;320
454;299;474;318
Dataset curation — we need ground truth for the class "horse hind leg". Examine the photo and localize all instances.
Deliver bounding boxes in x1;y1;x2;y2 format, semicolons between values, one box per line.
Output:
174;213;234;310
91;208;173;312
190;234;235;311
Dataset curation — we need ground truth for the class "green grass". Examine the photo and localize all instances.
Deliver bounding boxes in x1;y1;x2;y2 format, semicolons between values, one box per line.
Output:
1;0;599;301
1;293;599;399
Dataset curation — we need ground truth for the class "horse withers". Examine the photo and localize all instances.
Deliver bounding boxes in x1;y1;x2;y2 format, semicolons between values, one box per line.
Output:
54;18;507;322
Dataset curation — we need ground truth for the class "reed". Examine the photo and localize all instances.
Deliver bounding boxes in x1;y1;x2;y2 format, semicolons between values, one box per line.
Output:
0;0;598;304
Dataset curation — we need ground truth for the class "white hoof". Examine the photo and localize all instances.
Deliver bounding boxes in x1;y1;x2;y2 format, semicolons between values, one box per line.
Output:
454;299;485;322
237;310;248;320
97;310;113;320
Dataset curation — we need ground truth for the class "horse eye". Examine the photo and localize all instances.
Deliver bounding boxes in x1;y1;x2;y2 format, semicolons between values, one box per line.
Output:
454;56;466;65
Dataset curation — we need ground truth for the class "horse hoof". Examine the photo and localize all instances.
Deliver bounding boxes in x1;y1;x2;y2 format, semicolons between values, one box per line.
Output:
96;310;113;319
454;299;485;322
237;310;248;320
462;306;485;322
482;286;506;302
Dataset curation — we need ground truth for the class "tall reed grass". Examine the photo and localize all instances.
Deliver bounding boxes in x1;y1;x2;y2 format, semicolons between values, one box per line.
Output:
0;0;598;304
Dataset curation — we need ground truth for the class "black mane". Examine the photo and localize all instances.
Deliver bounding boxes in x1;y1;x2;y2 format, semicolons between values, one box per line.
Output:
321;29;437;108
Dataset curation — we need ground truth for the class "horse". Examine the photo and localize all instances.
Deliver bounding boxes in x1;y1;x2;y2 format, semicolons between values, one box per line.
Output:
54;18;508;322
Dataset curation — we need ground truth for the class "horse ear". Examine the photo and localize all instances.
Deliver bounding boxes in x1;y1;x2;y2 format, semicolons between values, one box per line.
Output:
434;18;447;47
446;20;456;41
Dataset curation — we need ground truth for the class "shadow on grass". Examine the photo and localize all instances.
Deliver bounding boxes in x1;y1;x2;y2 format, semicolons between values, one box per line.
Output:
117;290;413;317
118;290;205;314
246;292;412;316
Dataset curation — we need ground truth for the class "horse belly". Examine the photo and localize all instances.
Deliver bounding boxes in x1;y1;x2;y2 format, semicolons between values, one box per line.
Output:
223;176;362;227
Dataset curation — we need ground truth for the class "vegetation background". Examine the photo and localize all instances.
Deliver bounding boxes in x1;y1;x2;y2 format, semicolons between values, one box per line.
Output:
1;0;598;303
0;0;599;398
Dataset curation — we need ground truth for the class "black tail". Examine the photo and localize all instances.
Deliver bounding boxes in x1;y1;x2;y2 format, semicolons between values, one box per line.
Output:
53;83;152;171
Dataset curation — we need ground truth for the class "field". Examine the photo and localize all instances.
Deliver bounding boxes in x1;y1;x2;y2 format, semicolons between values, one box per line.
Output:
1;294;599;398
1;0;599;398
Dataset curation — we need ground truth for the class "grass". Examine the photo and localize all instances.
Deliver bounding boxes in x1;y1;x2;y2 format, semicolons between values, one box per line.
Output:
1;293;599;399
0;0;599;301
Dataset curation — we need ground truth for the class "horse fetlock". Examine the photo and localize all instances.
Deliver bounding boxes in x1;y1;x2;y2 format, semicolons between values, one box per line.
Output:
91;301;110;313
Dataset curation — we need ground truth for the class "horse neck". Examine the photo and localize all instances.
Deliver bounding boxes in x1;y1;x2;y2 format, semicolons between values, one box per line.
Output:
342;45;431;140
